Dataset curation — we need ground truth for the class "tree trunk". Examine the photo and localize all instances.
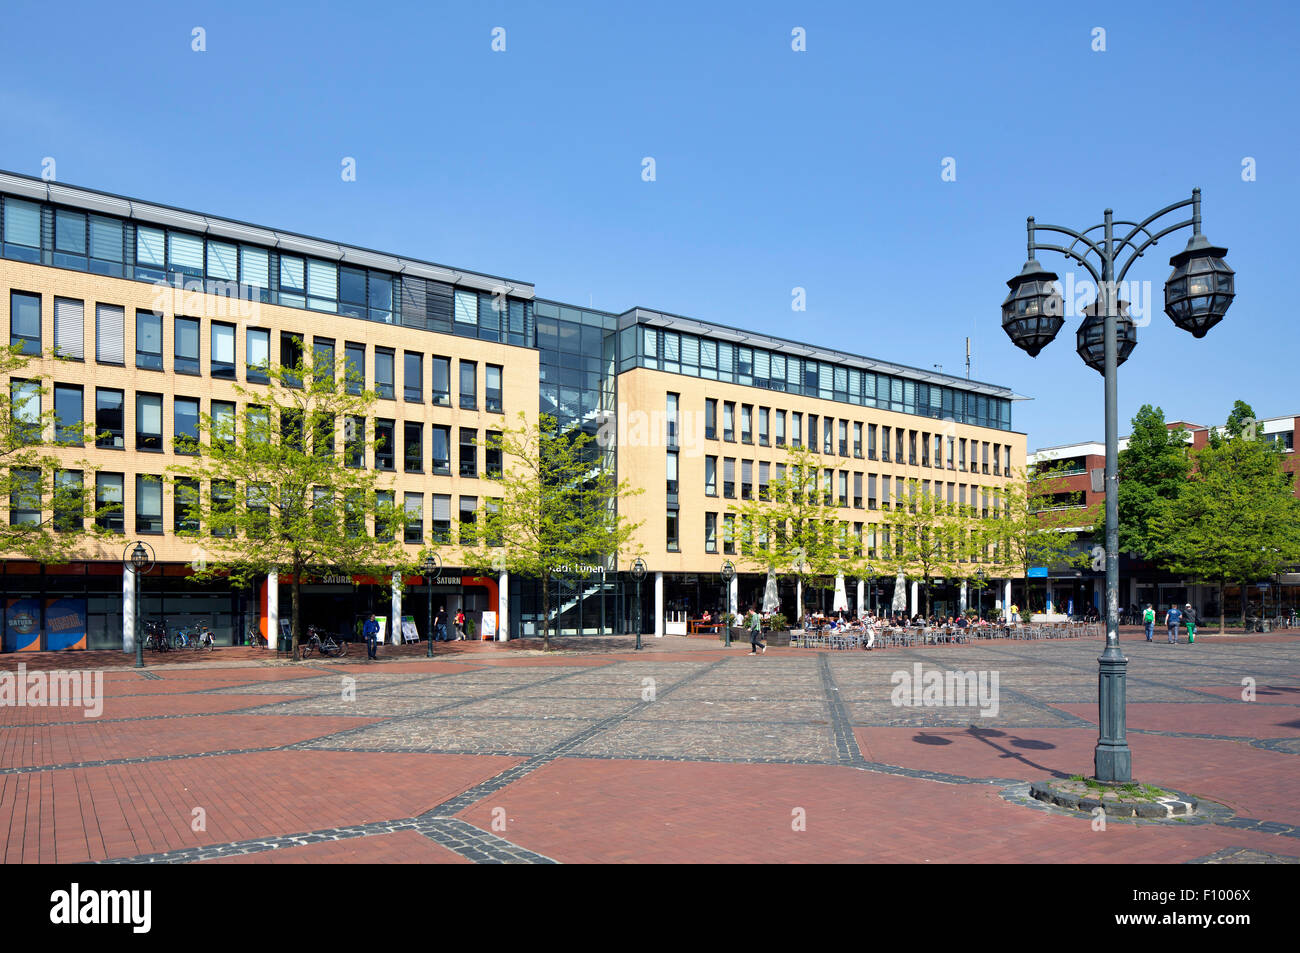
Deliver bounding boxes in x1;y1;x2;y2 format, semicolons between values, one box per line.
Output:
291;568;302;662
1218;580;1226;635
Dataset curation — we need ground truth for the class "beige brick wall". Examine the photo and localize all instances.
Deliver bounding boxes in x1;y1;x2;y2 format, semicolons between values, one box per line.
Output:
615;366;1028;574
1;259;537;564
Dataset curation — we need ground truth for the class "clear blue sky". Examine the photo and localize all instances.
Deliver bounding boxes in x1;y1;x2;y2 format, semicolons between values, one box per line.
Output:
3;0;1296;448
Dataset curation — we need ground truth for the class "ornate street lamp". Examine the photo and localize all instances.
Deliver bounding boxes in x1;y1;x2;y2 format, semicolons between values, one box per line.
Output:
423;552;441;658
123;541;155;669
1000;188;1233;784
975;568;985;622
630;558;648;651
720;560;736;648
1076;297;1137;373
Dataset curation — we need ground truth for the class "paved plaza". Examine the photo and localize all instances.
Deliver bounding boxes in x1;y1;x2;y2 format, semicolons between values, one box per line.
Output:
1;633;1297;863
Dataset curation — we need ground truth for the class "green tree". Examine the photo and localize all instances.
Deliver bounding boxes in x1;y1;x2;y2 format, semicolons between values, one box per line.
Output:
169;355;410;659
1;345;114;561
729;444;842;618
459;413;642;650
873;478;969;617
1113;405;1190;558
990;466;1090;615
1149;410;1300;633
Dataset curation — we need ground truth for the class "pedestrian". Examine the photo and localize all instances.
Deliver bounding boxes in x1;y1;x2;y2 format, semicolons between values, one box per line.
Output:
434;605;448;642
746;605;766;655
454;608;466;641
1184;603;1197;643
1143;604;1155;641
363;613;380;660
1165;603;1182;644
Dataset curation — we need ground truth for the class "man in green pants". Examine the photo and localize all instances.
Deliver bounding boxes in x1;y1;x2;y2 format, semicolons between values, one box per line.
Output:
1185;603;1197;643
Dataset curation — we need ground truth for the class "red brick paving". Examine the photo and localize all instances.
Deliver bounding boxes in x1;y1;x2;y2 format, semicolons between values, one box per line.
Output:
1054;702;1300;737
199;829;470;864
0;693;302;726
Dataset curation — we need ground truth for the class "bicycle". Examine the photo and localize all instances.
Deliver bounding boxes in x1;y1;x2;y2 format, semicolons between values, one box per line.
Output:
300;624;347;659
246;624;268;648
143;619;171;653
172;624;214;650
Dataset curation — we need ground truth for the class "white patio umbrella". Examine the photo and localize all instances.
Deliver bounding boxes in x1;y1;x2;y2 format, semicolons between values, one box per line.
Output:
762;570;779;612
891;572;908;613
832;573;848;612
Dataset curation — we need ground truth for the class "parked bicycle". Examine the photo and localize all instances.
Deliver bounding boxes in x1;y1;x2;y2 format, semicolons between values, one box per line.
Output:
300;624;347;659
143;619;171;653
171;623;215;650
246;624;268;648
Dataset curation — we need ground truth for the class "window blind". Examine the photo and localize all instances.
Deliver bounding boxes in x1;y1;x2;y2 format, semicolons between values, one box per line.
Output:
168;232;203;272
3;199;40;247
454;290;477;324
54;298;84;359
90;216;123;262
432;494;451;521
240;247;269;287
96;304;124;364
207;241;238;280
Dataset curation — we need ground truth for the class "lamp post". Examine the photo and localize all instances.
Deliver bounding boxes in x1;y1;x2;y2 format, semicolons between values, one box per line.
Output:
1002;188;1234;783
975;568;985;622
423;552;441;658
720;560;735;648
123;542;155;669
631;558;647;651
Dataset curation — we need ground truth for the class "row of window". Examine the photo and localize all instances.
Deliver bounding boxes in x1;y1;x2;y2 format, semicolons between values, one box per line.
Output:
701;398;1014;475
8;290;505;411
698;456;1000;511
0;194;533;343
624;324;1013;431
10;382;502;478
10;468;498;546
696;513;1005;561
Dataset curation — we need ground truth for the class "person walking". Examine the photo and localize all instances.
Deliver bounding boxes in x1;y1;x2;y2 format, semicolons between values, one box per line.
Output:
454;608;466;641
363;613;380;660
434;606;448;642
1143;604;1155;642
1165;603;1182;644
1185;603;1197;643
746;605;766;655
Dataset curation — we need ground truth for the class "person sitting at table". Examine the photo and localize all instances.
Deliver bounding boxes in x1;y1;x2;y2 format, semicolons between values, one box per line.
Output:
702;610;712;624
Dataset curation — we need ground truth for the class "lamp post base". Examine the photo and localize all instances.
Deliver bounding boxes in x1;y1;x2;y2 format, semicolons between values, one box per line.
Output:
1094;647;1132;783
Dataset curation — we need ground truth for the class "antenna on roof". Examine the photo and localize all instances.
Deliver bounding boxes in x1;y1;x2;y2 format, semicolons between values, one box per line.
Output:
965;337;971;380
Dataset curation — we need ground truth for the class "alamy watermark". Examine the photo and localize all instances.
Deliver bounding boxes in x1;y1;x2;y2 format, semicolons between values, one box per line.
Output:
0;663;104;718
890;663;999;718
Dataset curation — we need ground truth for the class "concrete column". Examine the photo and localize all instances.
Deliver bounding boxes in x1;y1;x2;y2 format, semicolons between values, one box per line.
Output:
1046;581;1054;615
1004;579;1012;616
391;572;402;643
960;580;968;614
856;579;865;616
910;581;919;616
731;576;740;618
122;567;136;652
498;571;509;641
267;572;279;649
653;572;664;637
795;579;803;621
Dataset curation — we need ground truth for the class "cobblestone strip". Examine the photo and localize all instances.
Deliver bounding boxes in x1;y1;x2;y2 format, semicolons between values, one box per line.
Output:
1;745;289;776
411;817;557;863
422;658;730;817
819;654;864;765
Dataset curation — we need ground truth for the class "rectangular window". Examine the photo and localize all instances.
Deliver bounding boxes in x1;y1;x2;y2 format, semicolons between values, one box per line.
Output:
666;393;679;447
431;356;451;406
94;388;124;449
87;216;123;276
175;316;200;375
791;412;802;447
922;433;930;467
9;291;40;355
723;513;736;555
854;472;863;508
53;297;84;360
372;348;394;399
136;475;162;534
53;208;87;269
839;420;849;456
824;468;835;505
808;415;819;452
95;473;124;533
460;428;477;478
212;401;235;446
404;352;422;402
345;416;365;468
723;402;735;441
934;434;943;468
339;267;366;316
486;431;502;478
136;310;162;371
459;496;477;545
454;290;478;327
136;394;162;451
167;232;204;280
909;431;918;466
758;407;770;446
3;199;41;261
666;507;680;552
340;342;364;396
881;475;890;509
868;474;878;509
993;444;1001;476
211;323;236;380
667;451;680;497
432;494;452;543
775;409;786;447
853;422;863;458
741;460;753;500
307;259;338;312
705;399;717;440
705;456;717;496
881;426;891;462
55;470;85;532
959;438;967;471
210;480;234;538
174;397;199;454
459;361;477;409
9;468;41;526
240;246;269;291
759;461;770;501
375;419;395;470
313;338;335;387
982;442;990;474
486;365;503;413
96;303;124;365
55;384;83;446
431;425;451;475
280;332;304;387
947;436;955;469
404;421;423;473
372;490;393;541
896;429;905;464
174;477;199;534
741;405;752;444
705;512;718;553
404;493;424;544
723;458;736;499
868;424;877;460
